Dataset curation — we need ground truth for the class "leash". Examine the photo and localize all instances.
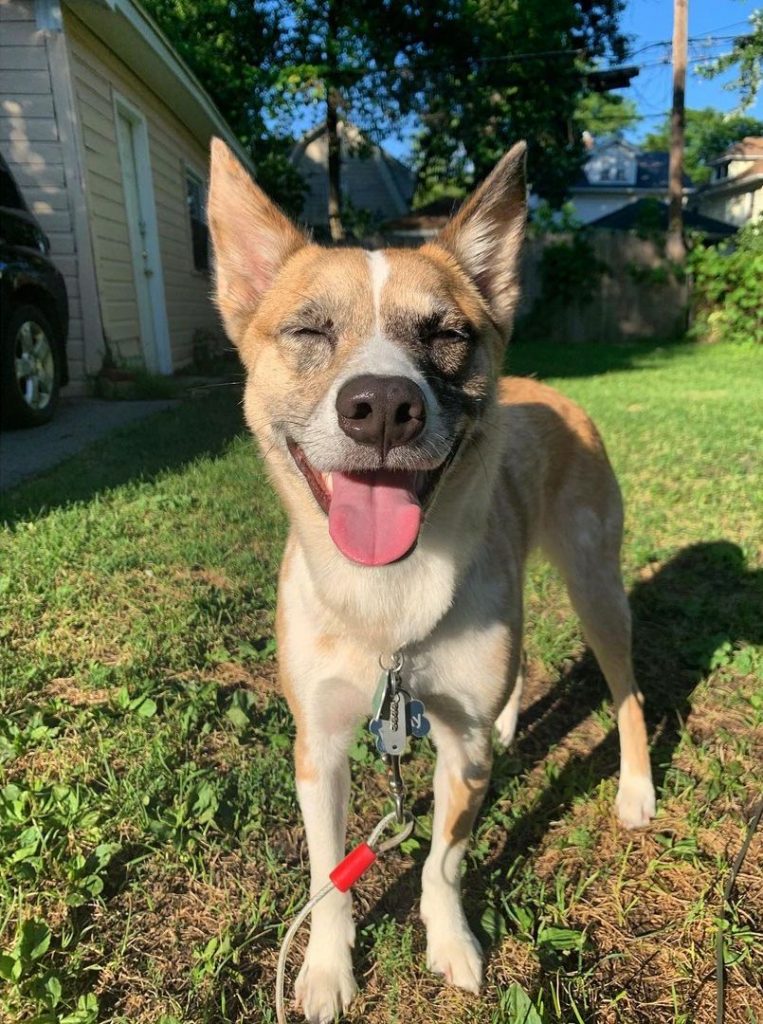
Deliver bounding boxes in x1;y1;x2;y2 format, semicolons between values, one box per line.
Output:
275;652;428;1023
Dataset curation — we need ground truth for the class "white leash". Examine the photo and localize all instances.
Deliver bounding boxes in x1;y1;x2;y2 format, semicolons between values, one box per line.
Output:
275;809;415;1024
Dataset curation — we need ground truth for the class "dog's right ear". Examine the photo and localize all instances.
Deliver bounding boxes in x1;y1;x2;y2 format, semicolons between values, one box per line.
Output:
433;142;527;338
208;138;307;343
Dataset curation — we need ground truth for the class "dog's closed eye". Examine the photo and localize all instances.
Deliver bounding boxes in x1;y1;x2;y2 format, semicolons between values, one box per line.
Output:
430;327;471;344
283;321;336;345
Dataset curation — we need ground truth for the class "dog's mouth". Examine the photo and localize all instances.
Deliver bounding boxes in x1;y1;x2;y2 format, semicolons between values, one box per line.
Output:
286;439;457;567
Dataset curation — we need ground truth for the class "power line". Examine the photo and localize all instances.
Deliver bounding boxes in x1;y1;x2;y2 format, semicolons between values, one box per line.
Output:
302;29;751;82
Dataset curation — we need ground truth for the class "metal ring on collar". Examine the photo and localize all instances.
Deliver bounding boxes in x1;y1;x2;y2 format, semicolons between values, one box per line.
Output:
379;651;404;673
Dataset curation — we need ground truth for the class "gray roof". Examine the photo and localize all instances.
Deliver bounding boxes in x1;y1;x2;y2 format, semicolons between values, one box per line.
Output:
588;198;735;236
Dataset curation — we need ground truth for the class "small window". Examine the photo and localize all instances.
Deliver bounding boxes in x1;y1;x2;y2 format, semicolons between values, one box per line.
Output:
186;169;208;272
600;167;611;182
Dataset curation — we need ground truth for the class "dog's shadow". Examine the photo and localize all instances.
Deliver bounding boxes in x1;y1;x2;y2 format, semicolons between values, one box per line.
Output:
356;539;763;945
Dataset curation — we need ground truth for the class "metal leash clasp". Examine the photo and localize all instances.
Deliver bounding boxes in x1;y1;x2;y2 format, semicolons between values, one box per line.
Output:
370;651;430;825
385;751;405;824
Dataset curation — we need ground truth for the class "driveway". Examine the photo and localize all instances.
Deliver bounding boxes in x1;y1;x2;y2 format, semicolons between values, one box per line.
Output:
0;397;178;492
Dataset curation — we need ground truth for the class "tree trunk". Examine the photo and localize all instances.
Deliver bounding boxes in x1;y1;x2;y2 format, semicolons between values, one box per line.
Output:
326;86;344;241
326;0;344;241
667;0;687;264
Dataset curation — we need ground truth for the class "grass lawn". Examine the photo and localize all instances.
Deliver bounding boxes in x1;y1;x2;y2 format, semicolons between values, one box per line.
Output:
1;340;761;1024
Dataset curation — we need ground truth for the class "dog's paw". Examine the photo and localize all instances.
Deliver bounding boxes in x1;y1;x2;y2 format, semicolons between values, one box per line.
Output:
616;773;656;829
295;950;358;1024
426;924;483;993
495;674;523;748
494;699;519;747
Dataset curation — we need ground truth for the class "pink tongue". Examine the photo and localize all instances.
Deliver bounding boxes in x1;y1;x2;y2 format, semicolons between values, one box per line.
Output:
328;470;422;566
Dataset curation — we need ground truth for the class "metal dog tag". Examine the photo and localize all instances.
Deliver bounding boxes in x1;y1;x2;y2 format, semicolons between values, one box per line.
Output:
405;697;430;739
366;675;407;757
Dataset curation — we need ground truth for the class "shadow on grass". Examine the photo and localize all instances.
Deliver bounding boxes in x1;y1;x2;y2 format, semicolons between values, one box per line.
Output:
506;338;690;380
357;540;763;987
0;387;245;528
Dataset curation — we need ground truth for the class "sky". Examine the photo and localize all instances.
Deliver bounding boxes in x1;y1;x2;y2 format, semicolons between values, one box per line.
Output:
620;0;763;142
381;0;763;162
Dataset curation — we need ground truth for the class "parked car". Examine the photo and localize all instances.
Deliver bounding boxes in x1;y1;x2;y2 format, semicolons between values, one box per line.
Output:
0;153;69;427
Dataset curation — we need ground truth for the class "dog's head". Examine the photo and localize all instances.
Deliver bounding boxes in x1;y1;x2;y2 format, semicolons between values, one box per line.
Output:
208;140;526;568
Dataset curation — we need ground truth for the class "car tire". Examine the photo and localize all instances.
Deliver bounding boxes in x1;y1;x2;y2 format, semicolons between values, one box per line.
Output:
0;304;62;428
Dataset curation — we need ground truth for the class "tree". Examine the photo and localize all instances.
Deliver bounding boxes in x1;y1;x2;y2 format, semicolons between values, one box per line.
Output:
698;10;763;112
145;0;630;226
412;0;629;208
574;92;639;138
271;1;452;238
644;107;763;185
141;0;305;213
269;0;631;223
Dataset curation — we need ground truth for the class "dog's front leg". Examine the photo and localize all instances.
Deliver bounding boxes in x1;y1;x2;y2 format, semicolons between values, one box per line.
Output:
420;716;492;993
293;724;358;1023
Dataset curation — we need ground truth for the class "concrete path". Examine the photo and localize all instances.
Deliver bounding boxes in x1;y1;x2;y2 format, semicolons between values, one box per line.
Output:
0;398;178;492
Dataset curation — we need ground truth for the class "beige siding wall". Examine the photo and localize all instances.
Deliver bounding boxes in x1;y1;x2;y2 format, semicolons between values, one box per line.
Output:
699;186;763;227
64;8;219;370
0;0;86;388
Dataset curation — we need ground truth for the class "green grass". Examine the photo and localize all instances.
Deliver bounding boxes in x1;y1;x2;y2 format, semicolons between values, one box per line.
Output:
1;341;761;1024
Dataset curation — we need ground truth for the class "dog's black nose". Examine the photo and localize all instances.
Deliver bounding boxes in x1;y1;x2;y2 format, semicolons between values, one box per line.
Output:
336;374;426;458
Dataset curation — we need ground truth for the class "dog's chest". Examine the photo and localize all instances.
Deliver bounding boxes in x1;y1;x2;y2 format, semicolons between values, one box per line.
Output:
279;532;522;728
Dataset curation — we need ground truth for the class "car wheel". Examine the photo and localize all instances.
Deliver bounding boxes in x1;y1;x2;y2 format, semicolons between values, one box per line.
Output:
0;304;62;428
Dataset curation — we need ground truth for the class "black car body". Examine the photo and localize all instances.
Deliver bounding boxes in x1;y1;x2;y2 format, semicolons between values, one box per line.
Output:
0;152;69;427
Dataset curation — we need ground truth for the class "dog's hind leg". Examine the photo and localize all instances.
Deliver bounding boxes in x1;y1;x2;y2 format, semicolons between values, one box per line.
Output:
420;714;492;992
542;476;655;829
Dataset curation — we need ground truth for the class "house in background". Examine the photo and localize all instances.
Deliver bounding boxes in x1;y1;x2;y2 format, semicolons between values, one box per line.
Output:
568;137;694;225
692;137;763;227
0;0;250;395
290;121;415;232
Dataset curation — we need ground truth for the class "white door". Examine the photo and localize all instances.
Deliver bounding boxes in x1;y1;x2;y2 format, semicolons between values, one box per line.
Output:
114;99;172;374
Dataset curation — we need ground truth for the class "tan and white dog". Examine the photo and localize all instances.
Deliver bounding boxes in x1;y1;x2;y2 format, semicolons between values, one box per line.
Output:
208;138;655;1023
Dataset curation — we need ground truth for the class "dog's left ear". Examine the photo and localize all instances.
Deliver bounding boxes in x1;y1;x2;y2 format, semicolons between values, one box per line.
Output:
208;138;308;344
434;142;527;335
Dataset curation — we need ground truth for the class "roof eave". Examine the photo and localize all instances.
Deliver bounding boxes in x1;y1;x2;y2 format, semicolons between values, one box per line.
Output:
64;0;254;175
570;185;694;196
699;173;763;197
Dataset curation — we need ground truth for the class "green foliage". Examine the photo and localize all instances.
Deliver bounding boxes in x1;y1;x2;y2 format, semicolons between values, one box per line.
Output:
643;107;763;185
517;230;608;342
530;200;582;235
140;0;305;212
145;0;630;220
697;10;763;112
539;232;608;306
575;91;638;137
688;219;763;345
413;0;628;206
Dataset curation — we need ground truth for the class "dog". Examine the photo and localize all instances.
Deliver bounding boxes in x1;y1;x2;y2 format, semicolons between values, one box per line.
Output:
207;138;656;1023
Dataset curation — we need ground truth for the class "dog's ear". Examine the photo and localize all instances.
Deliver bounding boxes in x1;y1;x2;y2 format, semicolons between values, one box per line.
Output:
434;142;527;335
208;138;307;343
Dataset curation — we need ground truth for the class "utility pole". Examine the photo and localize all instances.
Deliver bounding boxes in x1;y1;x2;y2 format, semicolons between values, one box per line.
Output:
667;0;687;263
